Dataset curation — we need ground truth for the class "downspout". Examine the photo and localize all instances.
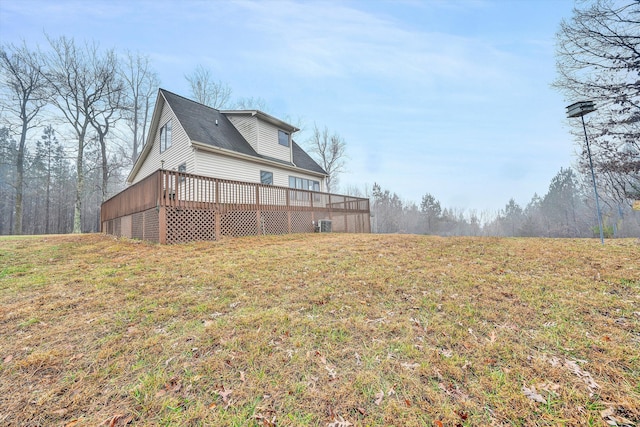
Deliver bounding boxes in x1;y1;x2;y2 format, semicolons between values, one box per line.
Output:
290;134;294;165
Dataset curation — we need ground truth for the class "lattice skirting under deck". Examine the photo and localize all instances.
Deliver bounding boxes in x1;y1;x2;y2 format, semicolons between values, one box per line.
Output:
166;207;216;244
102;207;159;242
104;207;370;244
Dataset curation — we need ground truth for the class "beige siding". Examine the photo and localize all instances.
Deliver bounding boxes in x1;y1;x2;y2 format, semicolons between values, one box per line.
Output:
227;114;292;163
194;150;256;183
227;115;258;151
132;102;194;184
194;150;324;190
256;119;291;163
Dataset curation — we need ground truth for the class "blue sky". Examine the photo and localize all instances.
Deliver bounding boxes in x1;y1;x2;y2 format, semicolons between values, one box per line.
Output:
0;0;578;213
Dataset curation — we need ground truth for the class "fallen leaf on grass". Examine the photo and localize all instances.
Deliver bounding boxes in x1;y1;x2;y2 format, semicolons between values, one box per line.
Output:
253;413;277;427
438;348;453;358
457;410;469;421
601;407;637;426
563;359;600;392
434;421;444;427
468;328;478;340
401;362;419;370
69;353;84;362
3;354;13;364
357;407;366;415
156;377;182;397
325;365;337;380
374;390;384;406
65;421;79;427
537;382;561;394
539;355;600;393
106;414;133;427
438;382;469;401
327;415;352;427
216;387;233;403
522;386;546;403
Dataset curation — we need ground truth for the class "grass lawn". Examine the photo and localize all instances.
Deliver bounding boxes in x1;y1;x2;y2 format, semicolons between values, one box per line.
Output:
0;233;638;426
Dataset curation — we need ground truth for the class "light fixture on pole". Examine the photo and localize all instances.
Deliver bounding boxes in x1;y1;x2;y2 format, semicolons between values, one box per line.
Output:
566;101;604;245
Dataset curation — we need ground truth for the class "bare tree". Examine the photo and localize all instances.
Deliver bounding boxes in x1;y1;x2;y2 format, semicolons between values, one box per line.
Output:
88;56;125;203
234;96;269;111
185;65;232;108
307;124;347;192
121;51;159;164
554;0;640;202
44;36;121;233
0;42;48;235
0;127;17;234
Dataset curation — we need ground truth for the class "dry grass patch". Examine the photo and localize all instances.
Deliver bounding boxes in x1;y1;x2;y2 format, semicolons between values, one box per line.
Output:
0;233;639;426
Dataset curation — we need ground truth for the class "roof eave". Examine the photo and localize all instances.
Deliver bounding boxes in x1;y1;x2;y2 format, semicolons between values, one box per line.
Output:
126;90;167;183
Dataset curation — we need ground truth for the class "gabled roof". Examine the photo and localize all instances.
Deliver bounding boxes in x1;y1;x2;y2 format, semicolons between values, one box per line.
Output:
129;89;327;182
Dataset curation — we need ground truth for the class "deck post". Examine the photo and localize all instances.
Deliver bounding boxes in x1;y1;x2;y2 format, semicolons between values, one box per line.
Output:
255;185;261;235
344;199;348;232
215;211;221;240
286;189;291;233
158;206;167;244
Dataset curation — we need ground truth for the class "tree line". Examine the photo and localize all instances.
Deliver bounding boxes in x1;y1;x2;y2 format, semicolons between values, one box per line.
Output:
1;37;159;234
364;166;639;237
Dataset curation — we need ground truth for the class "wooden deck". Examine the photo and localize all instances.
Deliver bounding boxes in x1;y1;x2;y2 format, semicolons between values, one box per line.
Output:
101;169;371;243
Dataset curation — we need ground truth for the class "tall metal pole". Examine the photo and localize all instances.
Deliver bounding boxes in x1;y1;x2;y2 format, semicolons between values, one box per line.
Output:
581;115;605;245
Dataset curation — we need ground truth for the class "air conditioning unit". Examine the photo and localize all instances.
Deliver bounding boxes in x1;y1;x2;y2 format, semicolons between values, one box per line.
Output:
318;219;332;233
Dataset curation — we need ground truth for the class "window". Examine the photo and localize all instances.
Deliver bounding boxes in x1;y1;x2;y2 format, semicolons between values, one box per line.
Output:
278;130;289;147
289;176;319;191
260;170;273;185
160;120;172;153
178;163;186;182
288;175;320;200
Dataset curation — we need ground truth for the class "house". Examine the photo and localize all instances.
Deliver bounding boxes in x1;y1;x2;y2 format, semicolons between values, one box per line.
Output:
128;89;329;193
101;89;370;243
